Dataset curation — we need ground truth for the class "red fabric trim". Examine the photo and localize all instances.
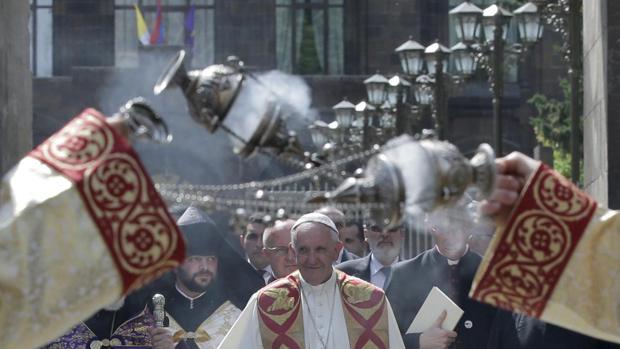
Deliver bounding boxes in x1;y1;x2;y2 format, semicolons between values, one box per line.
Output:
338;272;388;349
257;272;389;349
29;109;185;294
470;164;596;317
257;276;304;349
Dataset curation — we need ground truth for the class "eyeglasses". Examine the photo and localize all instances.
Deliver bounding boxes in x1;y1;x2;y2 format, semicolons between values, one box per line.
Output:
264;246;289;256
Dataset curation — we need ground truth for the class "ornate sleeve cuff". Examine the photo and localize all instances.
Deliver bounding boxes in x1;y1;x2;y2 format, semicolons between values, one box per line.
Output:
29;108;185;294
469;163;597;317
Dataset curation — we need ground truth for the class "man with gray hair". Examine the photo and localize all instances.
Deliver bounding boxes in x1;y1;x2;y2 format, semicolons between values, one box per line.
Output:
218;212;405;349
262;219;297;281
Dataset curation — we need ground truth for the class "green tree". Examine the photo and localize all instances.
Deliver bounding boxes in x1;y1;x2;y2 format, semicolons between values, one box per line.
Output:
528;78;582;183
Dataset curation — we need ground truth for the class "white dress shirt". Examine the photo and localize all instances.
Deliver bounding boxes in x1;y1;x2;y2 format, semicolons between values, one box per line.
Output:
248;259;274;285
217;269;405;349
369;254;399;289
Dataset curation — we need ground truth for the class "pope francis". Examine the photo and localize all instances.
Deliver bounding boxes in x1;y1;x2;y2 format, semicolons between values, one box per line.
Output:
217;212;405;349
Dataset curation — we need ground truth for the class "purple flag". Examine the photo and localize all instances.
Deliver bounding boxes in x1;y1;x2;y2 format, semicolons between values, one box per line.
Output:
185;4;196;50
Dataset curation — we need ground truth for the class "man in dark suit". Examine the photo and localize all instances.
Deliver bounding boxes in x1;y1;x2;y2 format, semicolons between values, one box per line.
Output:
340;219;369;257
337;221;404;289
385;209;496;349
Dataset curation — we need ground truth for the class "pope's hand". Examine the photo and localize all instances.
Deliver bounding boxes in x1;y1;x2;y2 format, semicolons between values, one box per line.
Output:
479;152;540;227
419;311;457;349
149;327;175;349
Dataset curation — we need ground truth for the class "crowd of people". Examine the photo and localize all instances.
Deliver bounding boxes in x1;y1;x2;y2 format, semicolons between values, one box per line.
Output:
39;201;620;349
3;109;620;349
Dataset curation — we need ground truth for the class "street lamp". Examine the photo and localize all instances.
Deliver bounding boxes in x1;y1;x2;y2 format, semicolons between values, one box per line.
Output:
395;37;426;76
451;42;477;77
450;1;543;156
333;98;356;145
364;73;390;106
482;5;513;43
514;2;544;44
333;98;356;128
309;120;330;150
387;75;410;107
449;1;483;43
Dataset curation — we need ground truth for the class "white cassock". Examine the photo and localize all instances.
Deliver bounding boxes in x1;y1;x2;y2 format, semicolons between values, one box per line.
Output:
0;109;185;349
217;270;405;349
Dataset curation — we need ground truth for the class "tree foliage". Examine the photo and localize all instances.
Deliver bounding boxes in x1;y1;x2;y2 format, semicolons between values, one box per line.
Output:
528;78;582;182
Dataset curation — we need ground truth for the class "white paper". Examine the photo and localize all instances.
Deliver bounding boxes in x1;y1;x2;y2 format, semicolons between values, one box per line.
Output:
406;286;464;334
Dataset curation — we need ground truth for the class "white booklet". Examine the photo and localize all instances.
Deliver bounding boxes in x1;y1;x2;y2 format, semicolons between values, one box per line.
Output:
406;286;464;334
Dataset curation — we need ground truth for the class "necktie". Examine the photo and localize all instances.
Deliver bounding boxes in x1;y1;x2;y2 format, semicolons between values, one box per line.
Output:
257;269;267;282
380;266;391;288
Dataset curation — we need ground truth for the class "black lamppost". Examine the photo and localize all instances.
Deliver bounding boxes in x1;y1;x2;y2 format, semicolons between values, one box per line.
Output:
395;37;426;134
425;42;452;139
394;37;454;138
450;1;543;156
386;75;412;135
355;100;376;150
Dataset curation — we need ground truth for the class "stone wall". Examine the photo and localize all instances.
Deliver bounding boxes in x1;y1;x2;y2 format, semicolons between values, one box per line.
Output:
0;0;32;174
583;0;610;206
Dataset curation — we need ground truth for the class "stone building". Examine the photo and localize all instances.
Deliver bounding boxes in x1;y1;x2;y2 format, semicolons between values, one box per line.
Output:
25;0;569;183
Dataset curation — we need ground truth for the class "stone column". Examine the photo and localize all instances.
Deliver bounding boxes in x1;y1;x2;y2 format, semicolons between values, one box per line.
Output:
582;0;620;208
0;0;32;174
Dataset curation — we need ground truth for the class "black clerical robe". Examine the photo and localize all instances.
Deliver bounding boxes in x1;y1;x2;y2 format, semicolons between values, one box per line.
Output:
385;248;496;349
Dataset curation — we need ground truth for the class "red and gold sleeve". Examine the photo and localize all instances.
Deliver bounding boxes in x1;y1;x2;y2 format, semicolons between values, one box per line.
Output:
0;109;185;348
469;163;620;344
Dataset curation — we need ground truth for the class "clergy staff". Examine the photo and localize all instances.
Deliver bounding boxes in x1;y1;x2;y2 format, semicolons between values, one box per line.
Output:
473;152;620;345
144;206;264;349
0;107;185;349
217;212;406;349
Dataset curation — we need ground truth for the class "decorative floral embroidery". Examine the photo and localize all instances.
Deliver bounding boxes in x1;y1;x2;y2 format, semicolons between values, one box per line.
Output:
470;164;597;317
29;109;185;294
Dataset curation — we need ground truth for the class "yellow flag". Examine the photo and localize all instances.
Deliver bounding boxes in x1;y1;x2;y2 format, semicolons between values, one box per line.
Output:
134;4;150;45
